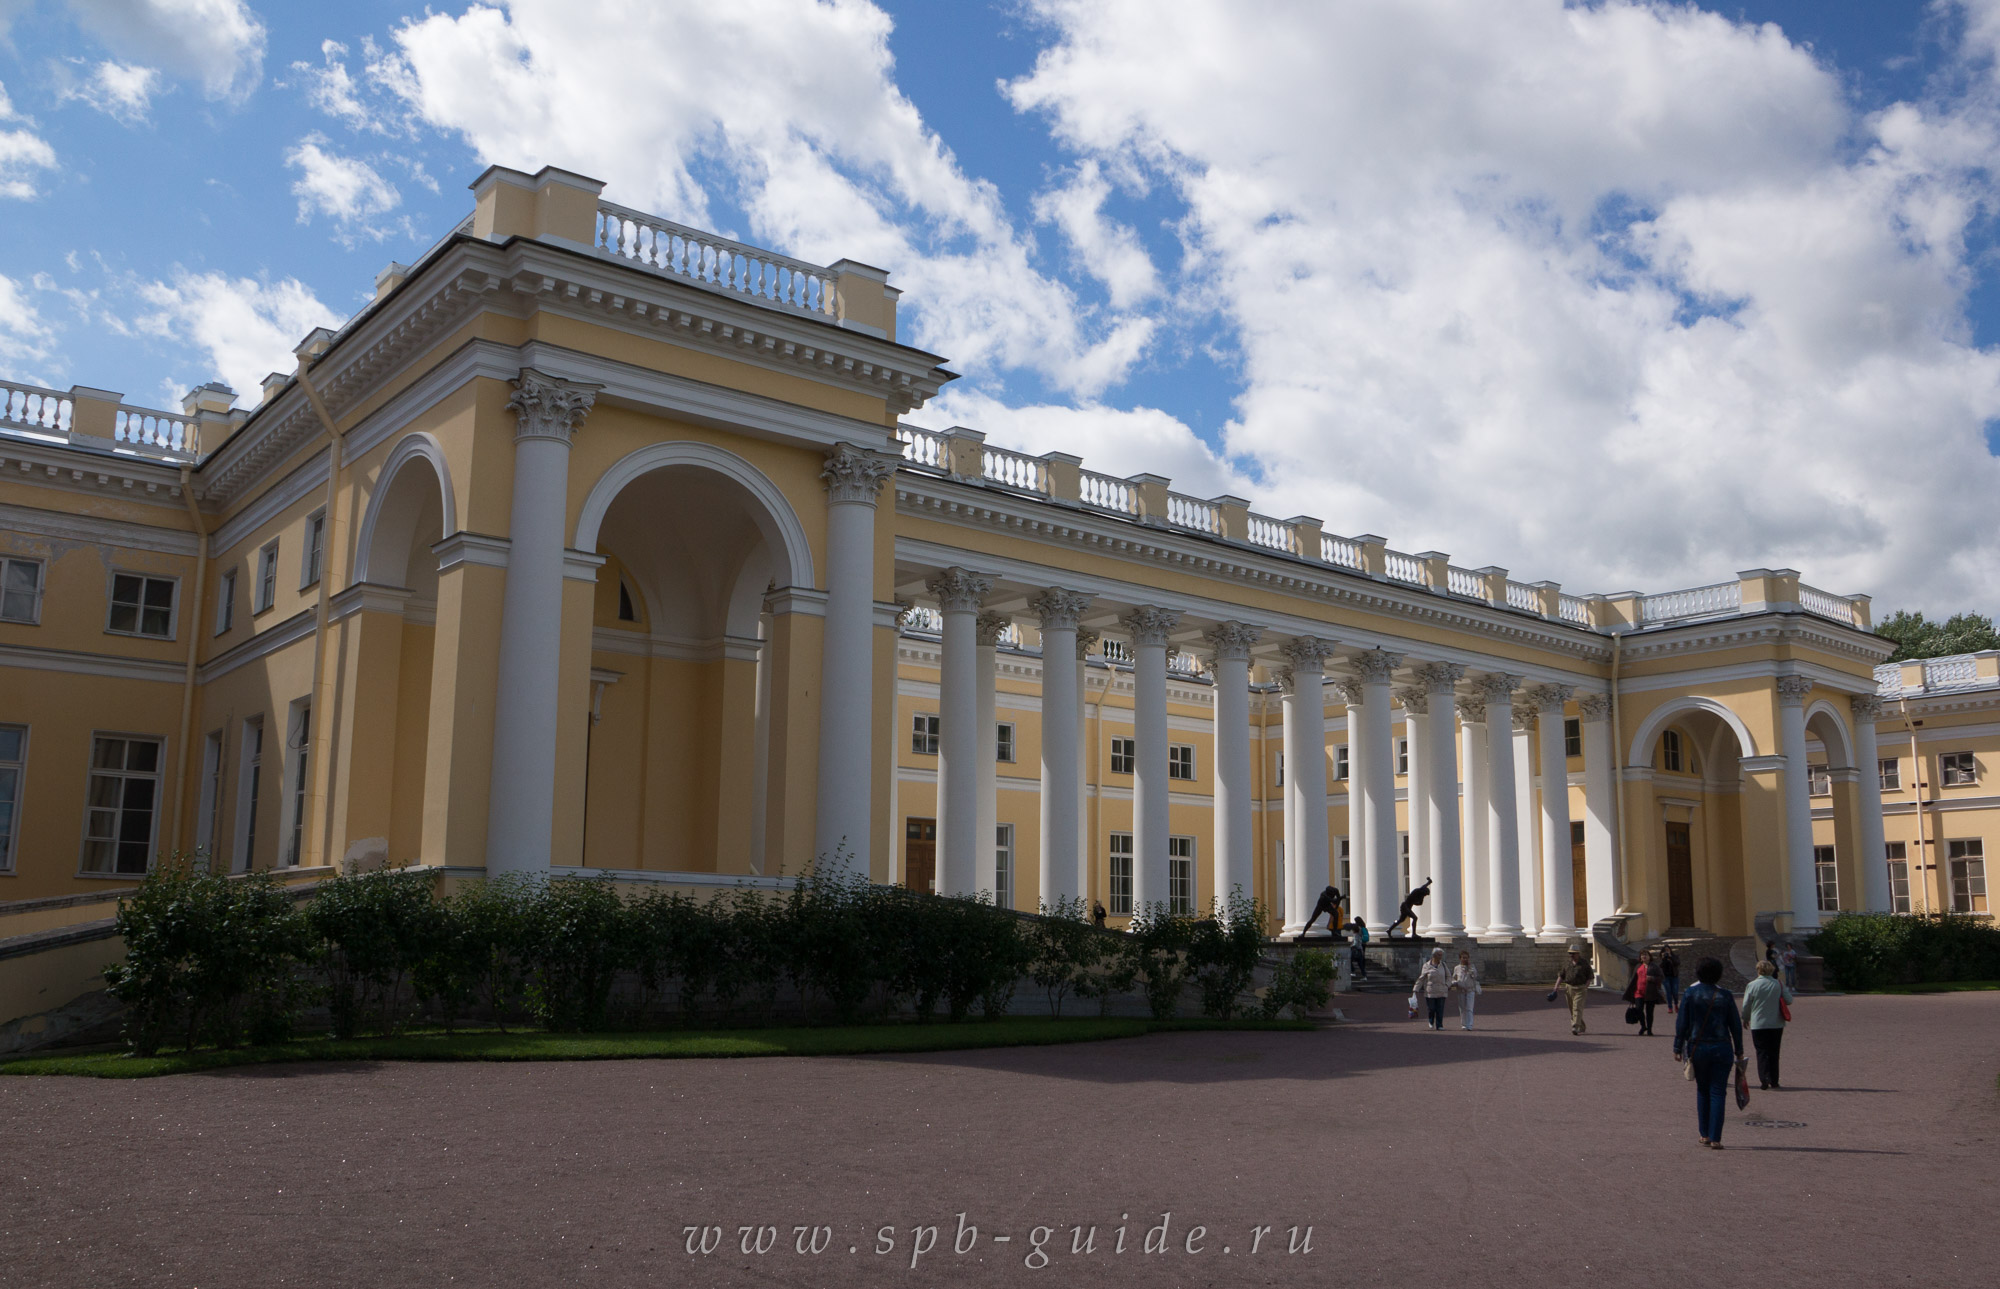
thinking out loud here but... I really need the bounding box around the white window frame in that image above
[215,568,237,635]
[1110,737,1136,776]
[1563,717,1582,759]
[996,722,1016,764]
[281,699,312,868]
[1334,743,1349,781]
[1396,738,1408,777]
[911,713,939,756]
[1,556,45,625]
[254,541,279,614]
[1274,751,1283,787]
[994,823,1014,908]
[1167,835,1195,914]
[1336,837,1351,893]
[0,723,26,873]
[79,733,163,877]
[300,510,326,589]
[1662,729,1684,773]
[1813,843,1839,913]
[1947,839,1987,914]
[1885,841,1910,915]
[1108,832,1134,915]
[1878,758,1900,792]
[1940,751,1978,788]
[104,570,179,640]
[1167,742,1195,781]
[1808,765,1831,798]
[1399,831,1411,894]
[233,717,264,872]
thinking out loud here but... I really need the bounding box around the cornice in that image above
[1617,611,1890,671]
[0,640,184,684]
[0,501,198,557]
[0,435,187,508]
[196,608,316,684]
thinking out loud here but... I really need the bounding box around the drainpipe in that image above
[1899,690,1930,915]
[294,356,345,872]
[170,464,210,863]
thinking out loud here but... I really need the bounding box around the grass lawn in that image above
[0,1016,1312,1079]
[1864,980,2000,994]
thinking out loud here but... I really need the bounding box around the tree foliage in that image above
[1874,610,2000,662]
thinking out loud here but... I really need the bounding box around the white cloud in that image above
[291,38,392,134]
[66,0,265,102]
[376,0,1148,397]
[1000,0,2000,613]
[1032,160,1158,309]
[135,270,344,403]
[284,136,401,240]
[0,273,56,373]
[58,60,163,123]
[0,79,58,199]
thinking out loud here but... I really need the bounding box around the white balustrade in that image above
[1383,550,1424,584]
[1874,662,1904,695]
[901,605,944,634]
[1,381,71,433]
[1558,594,1590,626]
[1168,650,1205,675]
[1101,639,1134,665]
[1247,513,1293,552]
[982,445,1048,494]
[897,425,944,468]
[1798,583,1856,625]
[595,201,836,319]
[1923,655,1978,690]
[1079,470,1137,515]
[1321,533,1361,568]
[1505,580,1540,613]
[1638,581,1741,624]
[1446,566,1485,598]
[115,407,195,457]
[1167,492,1221,533]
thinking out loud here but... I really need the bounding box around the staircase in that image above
[1651,931,1758,991]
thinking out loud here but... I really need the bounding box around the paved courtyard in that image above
[2,988,1995,1287]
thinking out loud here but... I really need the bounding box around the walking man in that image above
[1554,946,1594,1035]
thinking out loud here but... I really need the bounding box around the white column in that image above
[1480,673,1525,938]
[974,611,1007,898]
[1852,694,1892,912]
[1031,591,1091,910]
[1777,674,1821,930]
[486,369,595,877]
[751,610,774,875]
[813,445,894,874]
[1398,689,1430,908]
[1076,629,1097,905]
[1337,679,1368,927]
[1280,674,1305,935]
[1531,684,1579,941]
[1577,692,1619,923]
[1458,695,1491,936]
[1285,635,1334,935]
[1417,663,1465,935]
[1123,607,1180,911]
[1513,708,1540,938]
[1355,648,1403,929]
[1205,621,1262,916]
[928,567,991,897]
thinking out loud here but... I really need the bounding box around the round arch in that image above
[353,431,458,586]
[573,440,815,589]
[1626,695,1760,768]
[1803,699,1857,768]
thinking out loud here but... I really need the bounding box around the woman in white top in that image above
[1450,949,1482,1030]
[1413,948,1452,1029]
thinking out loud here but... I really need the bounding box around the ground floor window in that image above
[1886,841,1911,914]
[994,823,1014,908]
[82,734,162,875]
[1948,839,1987,914]
[1168,835,1195,914]
[283,702,312,868]
[1813,844,1839,912]
[1108,833,1133,915]
[0,724,24,872]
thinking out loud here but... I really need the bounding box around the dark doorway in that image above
[905,817,936,894]
[1570,819,1589,928]
[1665,821,1695,928]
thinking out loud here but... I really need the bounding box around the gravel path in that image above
[3,989,1994,1287]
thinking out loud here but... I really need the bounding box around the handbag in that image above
[1546,989,1560,1003]
[1624,1005,1641,1025]
[1779,994,1792,1022]
[1734,1058,1752,1109]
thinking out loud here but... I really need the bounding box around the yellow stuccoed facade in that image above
[2,164,1992,1029]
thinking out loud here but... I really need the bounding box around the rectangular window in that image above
[1108,832,1134,915]
[1940,752,1978,787]
[301,512,326,588]
[1886,841,1911,915]
[1168,835,1195,915]
[255,541,279,613]
[1813,844,1839,913]
[283,701,312,867]
[1879,758,1900,792]
[1398,832,1410,894]
[1110,737,1135,775]
[1,557,44,624]
[1564,717,1582,759]
[1274,751,1283,787]
[1662,729,1684,773]
[215,569,237,635]
[1948,839,1988,914]
[1334,743,1349,781]
[994,823,1014,908]
[80,734,162,875]
[0,724,24,872]
[996,722,1015,764]
[1809,765,1831,797]
[911,713,939,756]
[1571,819,1586,848]
[195,730,224,857]
[1396,738,1408,777]
[1168,743,1195,780]
[1336,837,1350,894]
[235,718,263,872]
[106,572,176,639]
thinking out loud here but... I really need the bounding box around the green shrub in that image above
[1188,892,1269,1019]
[422,877,532,1030]
[1125,904,1197,1019]
[1808,912,2000,991]
[1261,950,1337,1019]
[103,854,313,1055]
[521,876,632,1031]
[307,868,443,1038]
[1028,897,1100,1017]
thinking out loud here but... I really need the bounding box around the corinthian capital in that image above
[1203,620,1263,663]
[925,567,992,614]
[821,442,896,505]
[1283,634,1334,672]
[1850,693,1883,722]
[1455,694,1487,724]
[1395,687,1429,715]
[1414,661,1465,693]
[1120,606,1180,647]
[1476,672,1521,703]
[1332,677,1367,706]
[1527,682,1575,714]
[1775,675,1814,705]
[1075,628,1101,661]
[975,611,1012,647]
[1352,648,1403,684]
[508,368,599,444]
[1576,692,1613,722]
[1029,588,1092,631]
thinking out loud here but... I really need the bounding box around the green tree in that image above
[1875,610,2000,662]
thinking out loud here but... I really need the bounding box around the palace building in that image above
[1,165,1993,1031]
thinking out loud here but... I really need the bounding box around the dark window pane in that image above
[117,841,149,873]
[122,776,156,809]
[119,806,153,843]
[142,607,171,636]
[125,741,159,772]
[112,573,141,603]
[143,579,174,609]
[109,603,138,633]
[0,728,21,760]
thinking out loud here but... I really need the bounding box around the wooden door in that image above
[1665,822,1695,928]
[905,817,937,894]
[1570,820,1589,929]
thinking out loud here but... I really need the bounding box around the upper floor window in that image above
[1564,717,1582,758]
[996,722,1016,764]
[0,724,24,872]
[911,713,939,756]
[301,512,326,589]
[1940,752,1979,787]
[255,541,279,613]
[1808,765,1831,797]
[1,557,44,625]
[1879,758,1900,792]
[1168,743,1195,780]
[215,568,237,635]
[106,573,176,639]
[1110,737,1135,775]
[1396,738,1408,776]
[1662,729,1684,773]
[1334,743,1349,781]
[81,735,162,875]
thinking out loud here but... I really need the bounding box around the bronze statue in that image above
[1091,901,1108,930]
[1300,885,1344,936]
[1389,877,1433,937]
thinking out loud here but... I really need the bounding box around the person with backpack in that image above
[1672,957,1745,1149]
[1741,960,1794,1090]
[1348,917,1370,980]
[1659,945,1682,1013]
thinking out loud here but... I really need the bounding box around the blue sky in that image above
[2,1,1997,614]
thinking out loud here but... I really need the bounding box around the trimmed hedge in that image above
[1807,912,2000,991]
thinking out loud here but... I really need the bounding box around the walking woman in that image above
[1631,948,1665,1035]
[1414,948,1451,1029]
[1450,949,1482,1030]
[1741,960,1794,1089]
[1660,945,1682,1013]
[1672,957,1745,1149]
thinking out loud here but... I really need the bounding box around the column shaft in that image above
[928,568,991,897]
[1205,622,1260,916]
[1405,703,1431,908]
[813,446,891,872]
[1482,675,1524,937]
[1578,694,1619,922]
[1032,592,1089,910]
[1420,664,1466,935]
[1514,713,1540,938]
[1852,697,1891,911]
[1357,650,1402,929]
[1533,685,1579,940]
[1459,702,1491,936]
[1124,608,1179,910]
[1280,682,1304,934]
[974,614,1005,899]
[1777,676,1820,930]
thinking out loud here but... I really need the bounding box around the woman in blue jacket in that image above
[1672,957,1744,1149]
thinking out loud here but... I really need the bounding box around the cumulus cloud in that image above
[290,38,394,134]
[0,79,57,199]
[1032,160,1158,309]
[0,273,56,373]
[284,136,402,241]
[67,0,265,102]
[58,60,163,123]
[1000,0,2000,612]
[374,0,1149,397]
[135,270,344,403]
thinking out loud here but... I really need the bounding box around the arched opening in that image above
[1804,702,1858,916]
[1629,698,1758,937]
[574,444,810,874]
